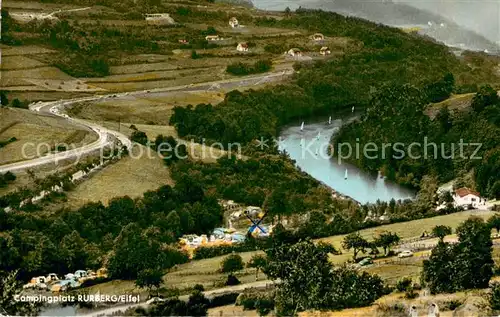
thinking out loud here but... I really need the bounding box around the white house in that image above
[236,42,249,52]
[287,48,302,57]
[145,13,175,25]
[320,46,331,55]
[205,35,221,41]
[229,17,239,28]
[311,33,325,41]
[453,187,486,209]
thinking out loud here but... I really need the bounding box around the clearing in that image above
[62,144,173,209]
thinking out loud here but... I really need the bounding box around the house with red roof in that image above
[453,187,486,209]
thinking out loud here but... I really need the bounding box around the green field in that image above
[318,210,496,251]
[86,210,498,297]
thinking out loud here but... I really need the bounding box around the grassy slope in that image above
[68,91,224,125]
[0,107,97,164]
[87,210,497,296]
[61,144,173,209]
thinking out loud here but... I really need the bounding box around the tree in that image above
[422,217,493,294]
[342,232,369,261]
[135,269,164,298]
[187,289,210,316]
[246,254,267,280]
[108,223,188,279]
[264,240,384,315]
[490,283,500,311]
[0,270,40,316]
[431,225,452,241]
[488,214,500,234]
[374,231,400,255]
[220,253,243,274]
[130,130,148,146]
[59,230,89,272]
[471,85,499,113]
[0,91,8,106]
[454,217,494,289]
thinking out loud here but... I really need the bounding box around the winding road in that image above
[0,70,292,174]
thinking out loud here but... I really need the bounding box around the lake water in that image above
[278,114,416,204]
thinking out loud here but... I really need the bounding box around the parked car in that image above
[46,273,59,282]
[358,257,373,266]
[398,250,414,258]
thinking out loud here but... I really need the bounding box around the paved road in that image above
[0,70,292,174]
[77,280,276,317]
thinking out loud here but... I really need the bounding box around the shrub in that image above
[395,277,413,292]
[255,297,275,316]
[404,289,418,299]
[226,59,272,76]
[220,254,244,274]
[491,283,500,311]
[191,50,200,59]
[208,292,239,308]
[225,274,240,286]
[237,293,259,310]
[442,299,463,311]
[193,243,258,260]
[130,130,148,145]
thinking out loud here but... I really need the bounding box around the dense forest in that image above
[334,84,500,196]
[169,9,500,195]
[170,9,497,143]
[0,179,222,280]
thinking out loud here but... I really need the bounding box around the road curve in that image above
[0,70,293,174]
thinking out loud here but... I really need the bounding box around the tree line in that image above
[0,178,223,281]
[334,83,500,197]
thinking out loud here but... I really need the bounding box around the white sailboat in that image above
[351,106,355,113]
[328,116,332,124]
[344,169,348,180]
[300,121,304,131]
[317,131,321,140]
[315,148,319,155]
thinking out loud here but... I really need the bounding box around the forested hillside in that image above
[170,9,500,194]
[334,84,500,196]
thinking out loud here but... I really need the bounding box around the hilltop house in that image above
[229,17,239,28]
[145,13,175,25]
[205,35,221,41]
[287,48,302,57]
[311,33,325,41]
[320,46,331,55]
[237,42,249,52]
[453,187,486,209]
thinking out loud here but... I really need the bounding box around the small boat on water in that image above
[352,106,355,113]
[300,121,304,131]
[344,169,348,180]
[317,131,321,140]
[328,116,332,124]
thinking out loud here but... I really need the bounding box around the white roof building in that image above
[229,17,239,28]
[237,42,249,52]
